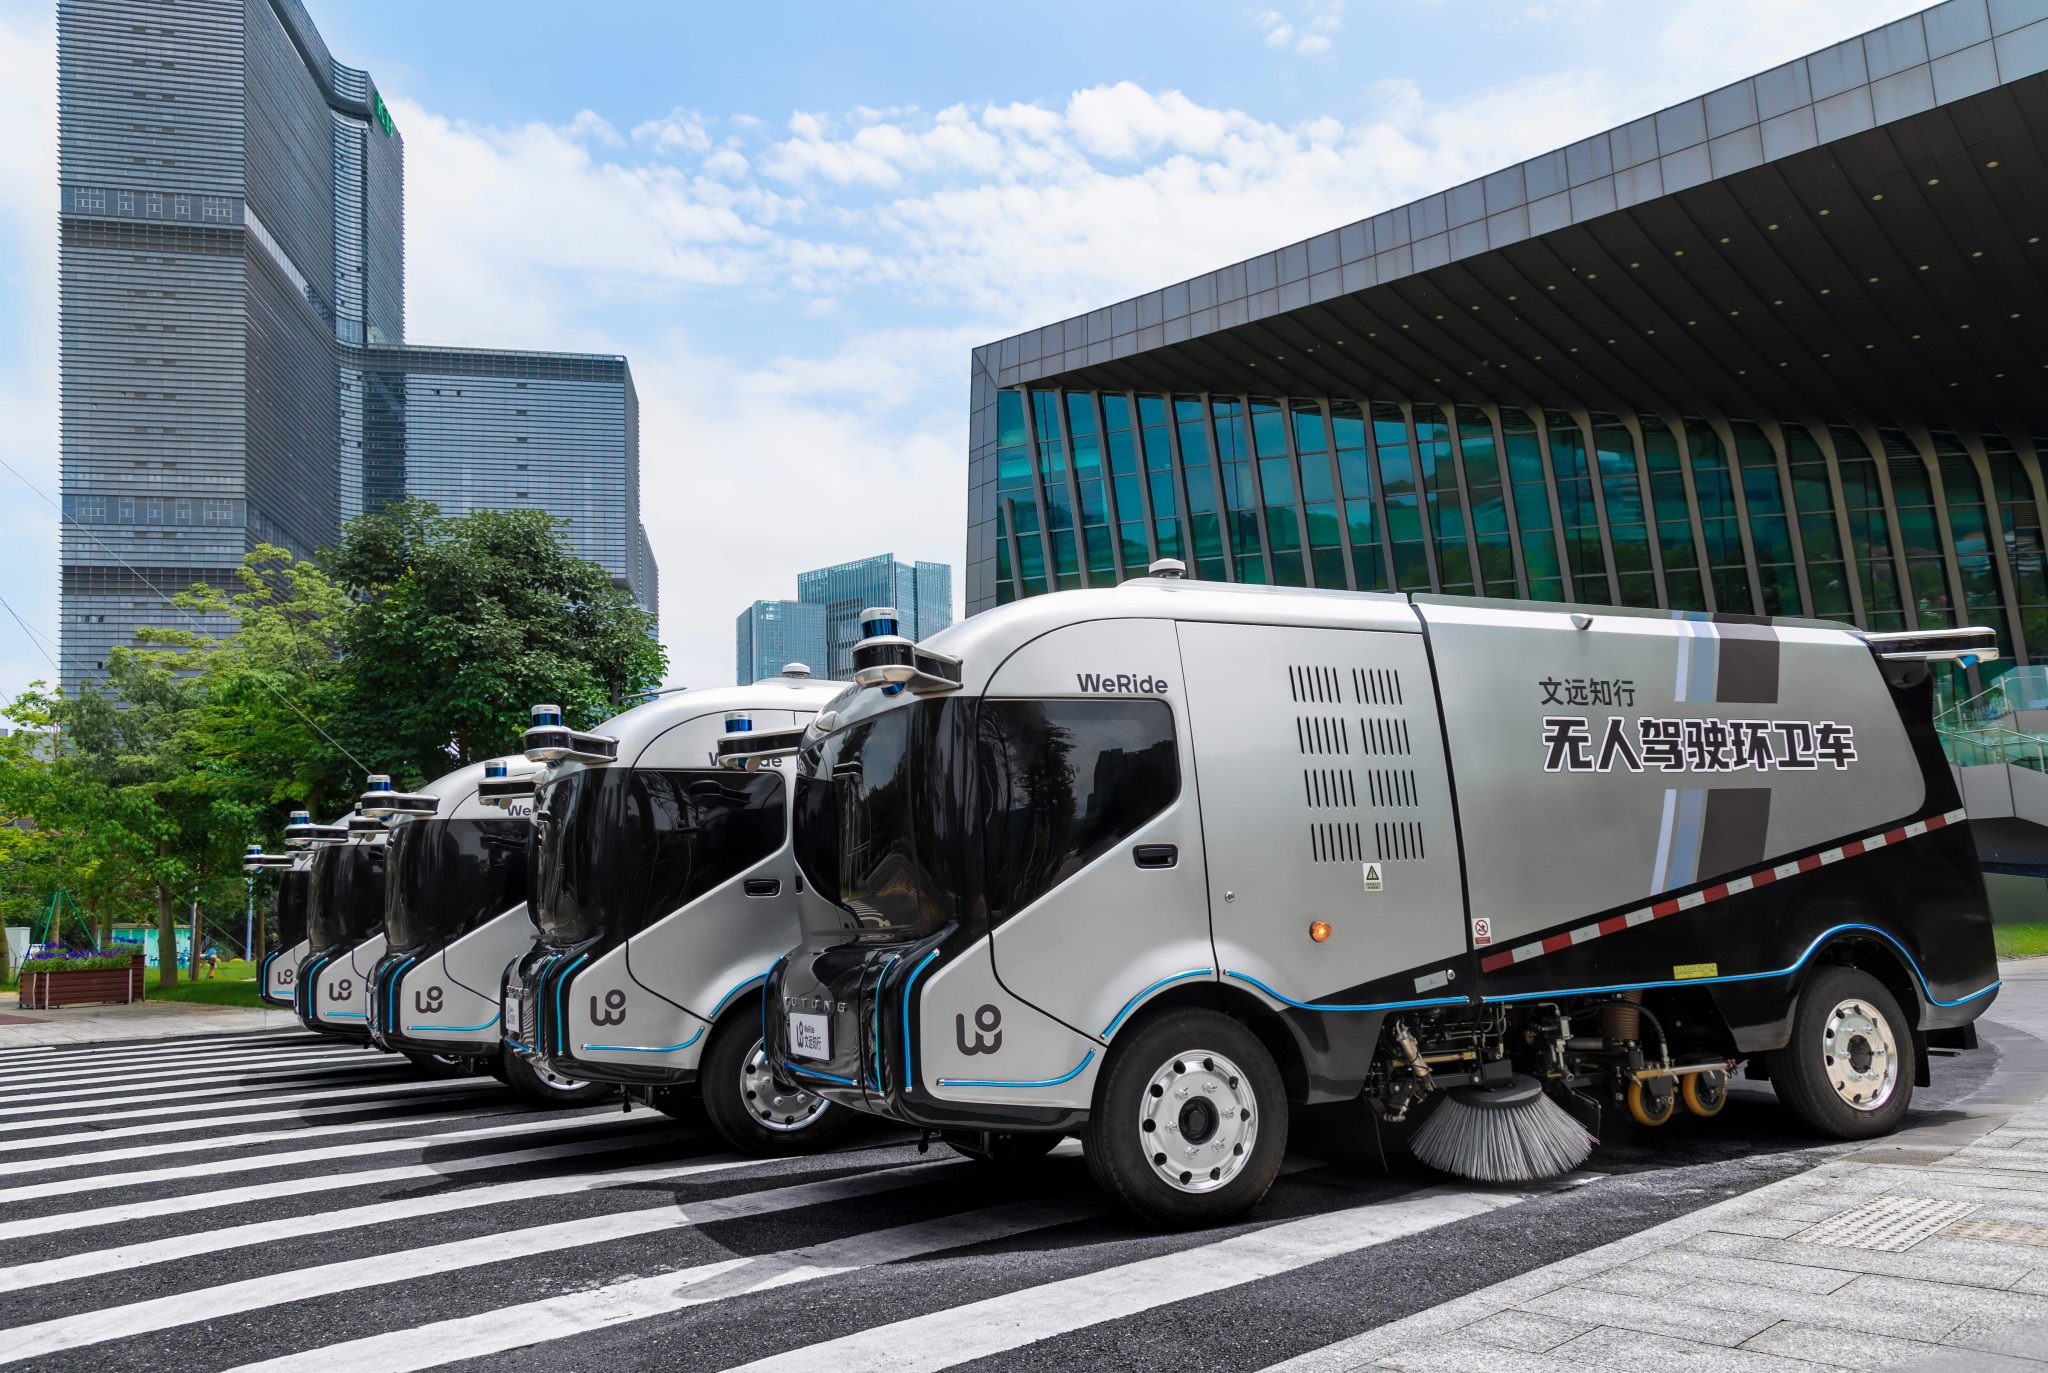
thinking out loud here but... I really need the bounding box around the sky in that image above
[0,0,1930,700]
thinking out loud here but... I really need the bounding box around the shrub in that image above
[20,954,137,974]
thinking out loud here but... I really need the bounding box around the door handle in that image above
[744,879,782,897]
[1132,844,1178,870]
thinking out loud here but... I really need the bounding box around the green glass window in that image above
[1832,426,1904,630]
[1592,414,1654,606]
[1138,394,1168,427]
[1293,400,1328,455]
[1641,417,1704,611]
[1417,405,1470,595]
[1784,425,1849,621]
[1154,518,1184,562]
[1883,429,1953,627]
[1251,400,1287,458]
[1067,393,1101,476]
[1730,421,1799,616]
[1120,523,1149,572]
[1031,391,1064,476]
[1987,431,2046,660]
[1107,428,1137,477]
[1052,530,1082,590]
[1935,433,2003,643]
[1684,420,1752,613]
[1456,407,1513,596]
[998,390,1027,448]
[1374,402,1429,591]
[1101,394,1132,433]
[1017,532,1047,595]
[1213,398,1262,565]
[1546,411,1609,604]
[1503,408,1563,600]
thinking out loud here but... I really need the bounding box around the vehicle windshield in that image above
[530,763,787,946]
[276,869,310,948]
[307,842,387,950]
[383,817,530,952]
[792,697,975,939]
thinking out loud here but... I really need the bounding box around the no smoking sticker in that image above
[1362,862,1384,893]
[1472,917,1493,946]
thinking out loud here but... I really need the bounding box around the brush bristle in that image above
[1409,1090,1597,1182]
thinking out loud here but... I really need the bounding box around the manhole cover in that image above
[1945,1218,2048,1248]
[1793,1195,1977,1252]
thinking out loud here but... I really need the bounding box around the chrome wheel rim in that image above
[1139,1048,1258,1193]
[1822,997,1899,1112]
[527,1055,586,1092]
[741,1039,828,1132]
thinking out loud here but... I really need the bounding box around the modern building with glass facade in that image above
[795,554,954,681]
[965,0,2048,682]
[735,599,828,685]
[56,0,655,693]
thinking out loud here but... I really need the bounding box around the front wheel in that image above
[1767,964,1915,1139]
[500,1047,616,1108]
[699,1015,851,1155]
[1084,1009,1287,1228]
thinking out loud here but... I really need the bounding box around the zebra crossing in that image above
[0,1026,1860,1371]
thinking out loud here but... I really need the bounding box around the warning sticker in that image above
[1362,862,1384,893]
[1472,917,1493,946]
[1673,962,1720,980]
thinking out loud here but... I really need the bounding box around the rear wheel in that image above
[500,1046,615,1108]
[700,1013,850,1155]
[943,1130,1064,1165]
[1768,964,1915,1139]
[1084,1009,1287,1228]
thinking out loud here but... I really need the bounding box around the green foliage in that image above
[20,954,136,974]
[326,501,665,779]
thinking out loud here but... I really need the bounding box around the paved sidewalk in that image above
[1272,959,2048,1372]
[0,998,297,1049]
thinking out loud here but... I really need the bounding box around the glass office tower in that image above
[795,554,953,680]
[56,0,656,693]
[965,1,2048,674]
[735,600,828,685]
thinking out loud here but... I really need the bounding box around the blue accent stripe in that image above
[504,1036,532,1053]
[707,972,767,1020]
[581,1027,704,1054]
[781,1059,857,1086]
[901,950,940,1092]
[1479,922,2002,1008]
[1102,969,1212,1038]
[869,954,900,1095]
[1224,971,1467,1014]
[326,1012,367,1020]
[938,1049,1096,1089]
[407,1012,500,1034]
[384,955,417,1037]
[553,953,589,1056]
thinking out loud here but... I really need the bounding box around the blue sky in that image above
[0,0,1924,698]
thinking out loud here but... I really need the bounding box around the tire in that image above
[943,1130,1064,1165]
[400,1049,469,1079]
[648,1084,705,1124]
[1084,1008,1288,1228]
[699,1012,852,1156]
[1767,964,1916,1139]
[500,1047,616,1108]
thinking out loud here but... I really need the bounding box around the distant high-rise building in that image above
[795,554,952,680]
[735,599,827,686]
[56,0,656,693]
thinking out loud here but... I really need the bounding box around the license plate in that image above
[503,993,523,1037]
[788,1012,831,1061]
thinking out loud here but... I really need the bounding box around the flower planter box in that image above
[19,955,146,1009]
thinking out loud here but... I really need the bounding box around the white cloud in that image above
[564,109,623,148]
[1266,22,1295,48]
[1296,34,1332,56]
[631,108,712,154]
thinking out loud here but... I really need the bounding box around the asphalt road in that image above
[0,1023,2000,1372]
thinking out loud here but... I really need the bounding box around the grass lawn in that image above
[1995,923,2048,959]
[147,959,265,1007]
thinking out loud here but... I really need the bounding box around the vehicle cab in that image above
[506,667,855,1152]
[290,798,390,1044]
[245,840,306,1009]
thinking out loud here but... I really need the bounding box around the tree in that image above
[326,501,665,781]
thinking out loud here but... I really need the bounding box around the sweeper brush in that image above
[1409,1075,1597,1183]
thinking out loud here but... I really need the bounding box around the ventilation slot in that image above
[1289,665,1343,704]
[1375,821,1426,861]
[1311,821,1364,863]
[1364,768,1418,808]
[1302,767,1357,809]
[1359,716,1412,757]
[1294,715,1352,756]
[1352,668,1405,706]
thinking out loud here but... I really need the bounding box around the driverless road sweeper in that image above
[245,840,306,1009]
[759,580,2000,1227]
[504,666,856,1153]
[357,757,607,1102]
[290,800,392,1045]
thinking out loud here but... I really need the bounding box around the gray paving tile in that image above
[1713,1215,1816,1239]
[1739,1321,1945,1369]
[1373,1337,1585,1373]
[1838,1271,2048,1335]
[1679,1229,2031,1289]
[1457,1311,1592,1354]
[1555,1323,1831,1371]
[1629,1246,1857,1294]
[1520,1286,1779,1348]
[1577,1269,1955,1341]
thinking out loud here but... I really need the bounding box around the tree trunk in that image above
[155,878,178,988]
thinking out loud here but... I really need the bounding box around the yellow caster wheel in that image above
[1682,1070,1728,1118]
[1626,1077,1677,1127]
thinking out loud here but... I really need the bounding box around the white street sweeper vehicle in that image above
[759,579,2001,1227]
[504,666,856,1153]
[245,839,307,1009]
[356,757,610,1102]
[288,800,394,1047]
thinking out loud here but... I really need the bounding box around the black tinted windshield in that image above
[384,818,530,953]
[531,764,786,946]
[793,698,974,938]
[276,870,309,948]
[307,843,386,950]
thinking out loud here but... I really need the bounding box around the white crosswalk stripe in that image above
[0,1032,321,1071]
[0,1058,409,1118]
[0,1052,403,1105]
[0,1087,497,1155]
[0,1074,498,1136]
[0,1105,527,1175]
[0,1045,375,1092]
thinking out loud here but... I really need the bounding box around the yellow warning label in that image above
[1673,962,1719,981]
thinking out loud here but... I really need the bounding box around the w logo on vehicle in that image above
[331,978,353,1000]
[955,1004,1003,1056]
[278,967,294,984]
[414,985,444,1014]
[590,988,627,1026]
